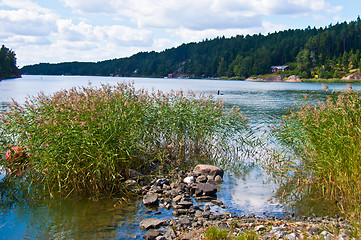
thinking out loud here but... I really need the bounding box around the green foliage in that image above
[0,83,253,198]
[0,45,20,80]
[271,90,361,218]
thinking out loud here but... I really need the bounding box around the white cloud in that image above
[171,21,287,43]
[55,19,153,46]
[59,0,342,30]
[0,9,57,37]
[0,0,52,13]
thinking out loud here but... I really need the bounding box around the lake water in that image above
[0,75,359,239]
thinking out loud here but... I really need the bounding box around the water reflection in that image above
[0,176,172,239]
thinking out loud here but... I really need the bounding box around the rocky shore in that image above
[128,164,355,240]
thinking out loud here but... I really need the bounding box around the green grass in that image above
[205,226,258,240]
[0,82,254,199]
[271,90,361,219]
[301,78,361,83]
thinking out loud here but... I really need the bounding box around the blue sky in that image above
[0,0,360,67]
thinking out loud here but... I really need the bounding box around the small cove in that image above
[1,75,360,239]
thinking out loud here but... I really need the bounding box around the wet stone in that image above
[196,183,217,196]
[177,201,193,209]
[214,175,223,184]
[139,218,168,230]
[211,200,223,206]
[143,230,164,240]
[143,194,159,206]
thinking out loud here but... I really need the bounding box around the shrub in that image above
[272,90,361,218]
[0,82,253,198]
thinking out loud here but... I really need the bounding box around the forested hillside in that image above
[21,18,361,79]
[0,45,21,80]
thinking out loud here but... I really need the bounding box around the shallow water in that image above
[1,75,359,239]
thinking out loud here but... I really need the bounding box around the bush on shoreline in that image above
[0,82,254,199]
[271,90,361,218]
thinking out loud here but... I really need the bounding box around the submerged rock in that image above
[196,183,217,196]
[139,218,168,230]
[143,229,164,240]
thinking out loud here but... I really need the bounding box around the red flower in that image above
[5,150,11,160]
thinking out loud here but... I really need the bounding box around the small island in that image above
[0,45,21,81]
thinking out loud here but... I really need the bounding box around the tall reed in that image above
[272,90,361,218]
[0,82,253,198]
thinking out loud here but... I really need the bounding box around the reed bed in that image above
[271,90,361,218]
[0,82,253,199]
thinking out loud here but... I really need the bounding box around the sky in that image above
[1,0,360,67]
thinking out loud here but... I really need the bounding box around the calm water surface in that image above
[1,75,359,239]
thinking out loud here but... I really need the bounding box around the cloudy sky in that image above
[1,0,360,67]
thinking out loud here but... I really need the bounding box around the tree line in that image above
[0,45,21,80]
[21,18,361,79]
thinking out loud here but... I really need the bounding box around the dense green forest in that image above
[0,45,21,80]
[21,18,361,79]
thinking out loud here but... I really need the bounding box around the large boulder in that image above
[193,164,224,177]
[285,75,301,82]
[342,74,361,80]
[139,218,168,230]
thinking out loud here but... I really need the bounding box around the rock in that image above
[196,183,217,196]
[126,168,142,179]
[173,195,182,203]
[342,73,361,80]
[285,75,301,82]
[156,178,170,186]
[143,193,159,206]
[255,225,266,232]
[163,227,176,240]
[285,232,297,240]
[181,232,195,240]
[193,164,224,177]
[195,175,207,183]
[124,179,137,187]
[321,231,332,240]
[308,226,320,235]
[143,230,164,240]
[270,227,286,238]
[204,205,211,211]
[139,218,168,230]
[183,176,194,184]
[214,175,223,184]
[178,216,191,226]
[195,210,203,218]
[211,200,223,206]
[177,200,193,209]
[149,185,163,193]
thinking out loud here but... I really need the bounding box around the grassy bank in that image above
[271,90,361,219]
[301,78,361,83]
[0,82,255,199]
